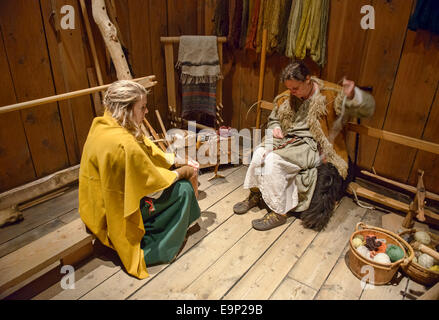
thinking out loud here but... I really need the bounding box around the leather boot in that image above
[233,190,262,215]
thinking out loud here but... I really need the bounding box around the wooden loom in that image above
[160,36,230,180]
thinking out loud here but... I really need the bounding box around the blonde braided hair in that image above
[103,80,150,141]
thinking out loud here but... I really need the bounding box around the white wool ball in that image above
[374,253,391,264]
[356,246,371,260]
[414,231,431,245]
[418,253,435,269]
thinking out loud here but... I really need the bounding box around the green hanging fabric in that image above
[285,0,303,58]
[316,0,329,66]
[295,0,312,59]
[276,0,293,55]
[307,0,322,60]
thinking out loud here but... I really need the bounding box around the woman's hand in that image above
[187,159,200,170]
[273,127,284,139]
[342,78,355,100]
[175,165,195,180]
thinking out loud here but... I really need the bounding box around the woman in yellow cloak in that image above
[79,80,200,279]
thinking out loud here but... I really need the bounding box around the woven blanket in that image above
[181,83,217,118]
[177,36,221,118]
[176,36,222,85]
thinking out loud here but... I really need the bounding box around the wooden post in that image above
[143,119,167,152]
[256,29,268,129]
[92,0,132,80]
[79,0,104,86]
[164,43,177,111]
[155,110,171,148]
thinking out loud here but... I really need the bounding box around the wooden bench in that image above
[0,218,93,297]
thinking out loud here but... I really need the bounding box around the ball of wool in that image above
[430,265,439,272]
[357,245,371,260]
[356,234,364,242]
[418,253,435,269]
[414,231,431,245]
[413,256,418,264]
[352,237,363,248]
[386,244,404,262]
[415,250,422,258]
[374,253,391,264]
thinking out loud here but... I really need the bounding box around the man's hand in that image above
[342,78,355,100]
[273,127,284,139]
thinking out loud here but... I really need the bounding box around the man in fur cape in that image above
[233,61,375,231]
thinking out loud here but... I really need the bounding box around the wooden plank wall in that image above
[0,0,205,192]
[1,0,439,196]
[216,0,439,194]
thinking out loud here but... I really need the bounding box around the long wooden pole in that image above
[160,36,227,43]
[256,29,268,129]
[0,76,157,114]
[361,170,439,202]
[347,122,439,155]
[79,0,104,86]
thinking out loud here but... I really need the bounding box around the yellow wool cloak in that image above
[79,112,176,279]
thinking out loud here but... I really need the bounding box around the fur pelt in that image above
[300,161,351,232]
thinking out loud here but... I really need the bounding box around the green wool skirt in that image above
[140,180,201,266]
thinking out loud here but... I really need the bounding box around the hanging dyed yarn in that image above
[275,0,293,55]
[408,0,439,35]
[285,0,303,58]
[213,0,229,37]
[245,0,262,50]
[239,0,250,48]
[294,0,313,60]
[228,0,243,49]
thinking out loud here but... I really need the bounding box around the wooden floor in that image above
[1,165,431,300]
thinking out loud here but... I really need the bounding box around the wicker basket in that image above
[348,222,414,285]
[398,229,439,286]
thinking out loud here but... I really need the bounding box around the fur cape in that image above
[274,77,350,179]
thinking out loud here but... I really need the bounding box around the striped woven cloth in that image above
[181,83,217,118]
[177,36,221,119]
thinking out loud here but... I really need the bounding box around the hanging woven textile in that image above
[294,0,329,66]
[408,0,439,35]
[176,36,222,120]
